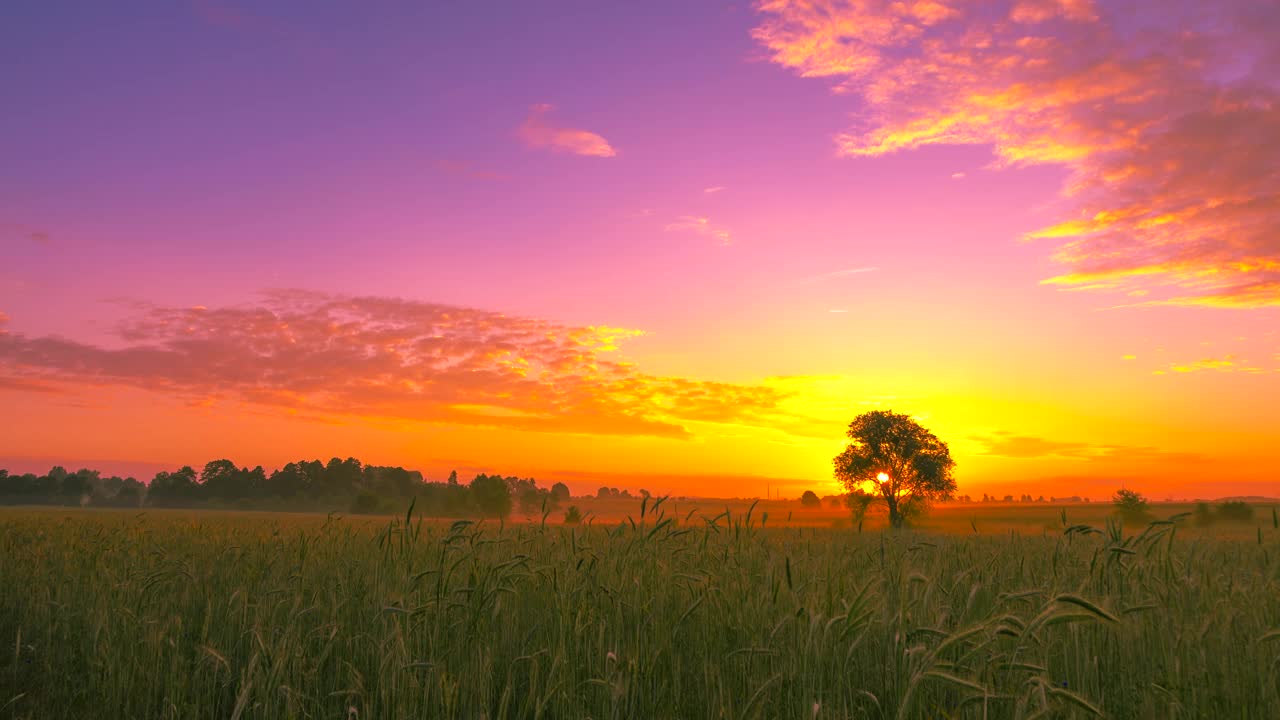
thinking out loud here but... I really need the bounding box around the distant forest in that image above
[0,460,1113,517]
[0,459,583,518]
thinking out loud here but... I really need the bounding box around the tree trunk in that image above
[885,495,903,529]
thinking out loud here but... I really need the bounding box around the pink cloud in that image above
[0,291,791,437]
[517,104,617,157]
[753,0,1280,307]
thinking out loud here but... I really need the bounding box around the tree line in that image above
[0,459,571,518]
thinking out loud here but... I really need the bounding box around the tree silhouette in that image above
[470,473,512,518]
[147,466,198,506]
[799,490,821,507]
[61,469,98,502]
[550,482,571,503]
[0,457,561,518]
[833,410,955,529]
[1111,488,1149,524]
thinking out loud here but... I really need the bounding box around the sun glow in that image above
[876,472,889,482]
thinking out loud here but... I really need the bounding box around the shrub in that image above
[563,505,582,525]
[1194,502,1215,527]
[1112,488,1150,525]
[846,489,876,533]
[1216,501,1255,523]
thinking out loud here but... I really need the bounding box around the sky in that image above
[2,0,1278,499]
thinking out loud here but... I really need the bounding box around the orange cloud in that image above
[753,0,1280,307]
[0,291,794,438]
[518,104,616,157]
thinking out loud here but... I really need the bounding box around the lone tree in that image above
[833,410,956,529]
[1111,488,1149,525]
[799,490,821,507]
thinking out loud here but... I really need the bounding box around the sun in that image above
[876,472,889,482]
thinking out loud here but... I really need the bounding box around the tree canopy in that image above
[470,473,513,518]
[833,410,955,528]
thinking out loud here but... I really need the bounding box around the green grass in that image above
[1,503,1277,718]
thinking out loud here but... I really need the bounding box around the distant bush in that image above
[799,490,821,507]
[563,505,582,525]
[1194,502,1215,527]
[1112,488,1150,525]
[846,489,877,533]
[1216,501,1255,523]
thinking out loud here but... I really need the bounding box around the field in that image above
[2,502,1278,718]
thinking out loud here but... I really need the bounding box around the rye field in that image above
[1,502,1277,719]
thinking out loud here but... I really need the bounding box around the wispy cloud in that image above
[753,0,1280,307]
[0,291,797,437]
[1156,355,1272,374]
[703,186,726,194]
[1172,356,1238,373]
[797,266,878,285]
[1,222,52,246]
[518,104,616,158]
[191,0,256,30]
[972,432,1208,463]
[665,216,732,245]
[189,0,314,48]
